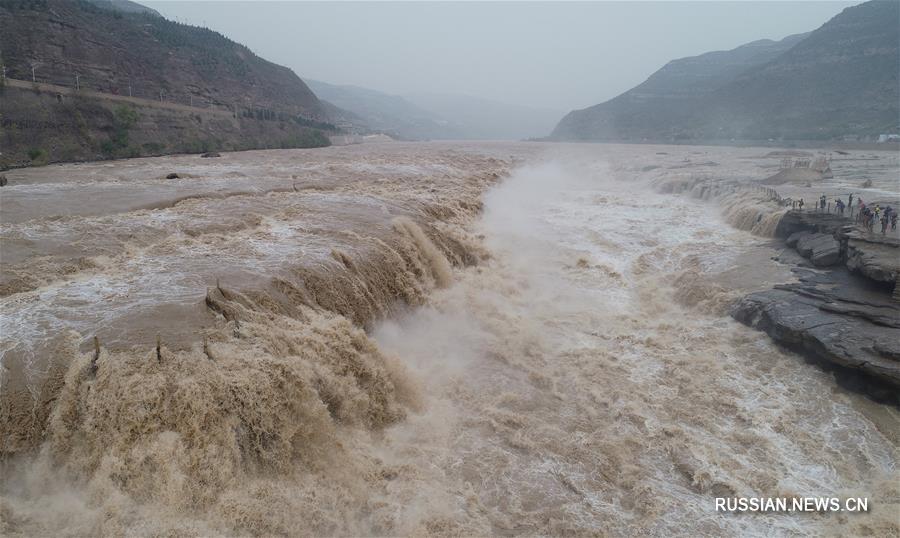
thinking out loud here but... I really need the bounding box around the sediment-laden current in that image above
[1,142,897,536]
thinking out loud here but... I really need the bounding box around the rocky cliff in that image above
[732,210,900,402]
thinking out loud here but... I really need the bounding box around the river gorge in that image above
[1,142,897,536]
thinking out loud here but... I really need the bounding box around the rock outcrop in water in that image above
[844,229,900,285]
[793,232,841,266]
[732,269,900,402]
[775,210,849,237]
[775,210,900,284]
[732,210,900,401]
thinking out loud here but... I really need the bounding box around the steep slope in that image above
[626,34,809,101]
[307,79,460,140]
[709,0,900,139]
[84,0,161,16]
[0,0,326,120]
[0,0,338,166]
[552,33,807,141]
[553,0,899,142]
[318,99,369,131]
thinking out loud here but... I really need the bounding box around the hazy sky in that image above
[145,1,858,112]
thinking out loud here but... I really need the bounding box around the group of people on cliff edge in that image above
[856,200,897,234]
[792,192,897,234]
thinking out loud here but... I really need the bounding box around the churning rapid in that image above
[1,143,898,536]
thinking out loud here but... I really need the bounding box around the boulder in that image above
[795,233,840,266]
[775,210,848,238]
[201,152,221,158]
[165,173,180,179]
[785,231,810,247]
[844,234,900,284]
[0,175,7,187]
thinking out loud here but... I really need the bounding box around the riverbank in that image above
[633,147,899,402]
[733,209,899,402]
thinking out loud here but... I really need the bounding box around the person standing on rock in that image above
[798,198,804,211]
[848,193,854,208]
[835,199,845,215]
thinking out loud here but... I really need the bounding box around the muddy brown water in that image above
[1,142,898,536]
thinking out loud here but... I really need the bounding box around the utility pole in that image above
[128,81,132,97]
[74,73,80,91]
[31,64,36,83]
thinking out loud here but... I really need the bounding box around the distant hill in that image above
[307,79,460,140]
[0,0,333,166]
[552,0,899,142]
[404,93,563,140]
[308,80,562,140]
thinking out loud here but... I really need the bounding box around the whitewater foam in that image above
[1,144,897,536]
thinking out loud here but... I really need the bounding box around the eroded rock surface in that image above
[795,233,841,266]
[775,210,899,288]
[774,210,848,238]
[785,230,810,247]
[844,230,900,285]
[732,267,900,401]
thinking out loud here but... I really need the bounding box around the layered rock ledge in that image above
[732,210,900,402]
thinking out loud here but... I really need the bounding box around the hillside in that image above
[308,80,562,140]
[404,93,563,140]
[307,79,461,140]
[552,0,899,142]
[709,0,900,140]
[0,0,333,166]
[85,0,160,16]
